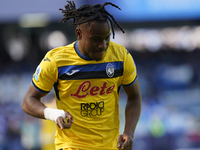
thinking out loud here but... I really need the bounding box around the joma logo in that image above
[70,81,115,98]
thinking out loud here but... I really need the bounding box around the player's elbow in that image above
[21,98,29,114]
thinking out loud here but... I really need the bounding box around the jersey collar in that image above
[74,41,93,61]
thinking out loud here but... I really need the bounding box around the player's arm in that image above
[123,79,142,138]
[117,79,142,150]
[22,83,47,119]
[22,83,73,129]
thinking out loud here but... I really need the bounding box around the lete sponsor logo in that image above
[71,81,115,98]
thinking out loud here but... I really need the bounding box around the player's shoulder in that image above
[46,42,75,60]
[109,41,129,57]
[109,41,126,50]
[48,42,74,55]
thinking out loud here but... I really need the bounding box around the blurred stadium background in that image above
[0,0,200,150]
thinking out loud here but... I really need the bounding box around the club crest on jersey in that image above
[106,63,114,77]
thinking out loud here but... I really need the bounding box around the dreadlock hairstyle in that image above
[59,1,125,39]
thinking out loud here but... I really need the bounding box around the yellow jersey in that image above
[32,41,137,150]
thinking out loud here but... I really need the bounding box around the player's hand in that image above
[117,134,133,150]
[56,111,74,130]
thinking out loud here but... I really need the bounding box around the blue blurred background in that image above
[0,0,200,150]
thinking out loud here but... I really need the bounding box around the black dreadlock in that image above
[59,1,125,39]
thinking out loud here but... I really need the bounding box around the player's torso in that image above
[52,42,126,149]
[53,42,125,116]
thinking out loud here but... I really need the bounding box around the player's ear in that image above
[75,27,82,40]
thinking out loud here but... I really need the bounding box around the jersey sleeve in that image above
[122,50,137,86]
[32,52,58,93]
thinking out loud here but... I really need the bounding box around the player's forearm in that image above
[123,97,142,138]
[22,96,46,119]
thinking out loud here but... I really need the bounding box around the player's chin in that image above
[92,52,105,60]
[93,56,103,61]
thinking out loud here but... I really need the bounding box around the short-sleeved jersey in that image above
[32,41,137,150]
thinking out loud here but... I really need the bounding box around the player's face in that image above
[76,21,111,60]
